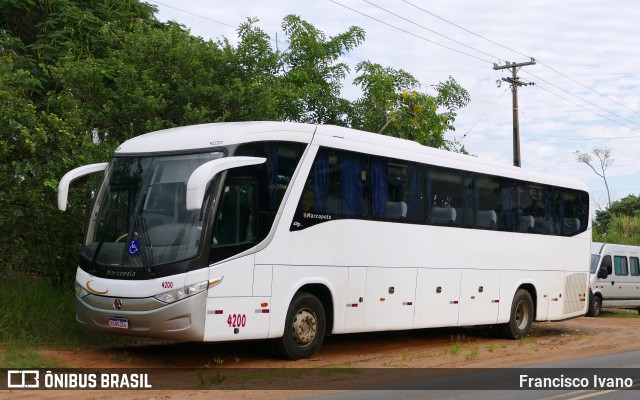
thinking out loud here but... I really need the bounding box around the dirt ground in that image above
[3,310,640,399]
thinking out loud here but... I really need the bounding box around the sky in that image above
[148,0,640,210]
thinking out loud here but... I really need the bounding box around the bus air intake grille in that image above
[563,272,588,314]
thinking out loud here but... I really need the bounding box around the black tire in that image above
[276,292,326,360]
[587,294,602,317]
[500,289,534,339]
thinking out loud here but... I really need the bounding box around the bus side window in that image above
[234,141,306,240]
[554,189,588,236]
[339,152,369,217]
[476,175,499,229]
[428,168,472,227]
[497,180,516,232]
[370,157,413,221]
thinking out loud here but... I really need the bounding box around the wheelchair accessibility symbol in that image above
[128,239,140,254]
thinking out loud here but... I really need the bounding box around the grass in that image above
[197,365,358,388]
[0,272,135,368]
[0,346,65,369]
[465,344,480,361]
[109,350,136,364]
[446,334,463,356]
[600,309,640,319]
[197,370,227,388]
[402,348,412,362]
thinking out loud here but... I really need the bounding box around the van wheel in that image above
[276,292,326,360]
[500,289,533,339]
[587,294,602,317]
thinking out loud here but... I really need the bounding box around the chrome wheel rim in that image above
[515,300,530,331]
[291,308,317,347]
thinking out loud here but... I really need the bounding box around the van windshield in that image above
[590,254,600,274]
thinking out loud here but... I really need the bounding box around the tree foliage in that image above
[351,61,470,149]
[1,1,471,281]
[593,194,640,235]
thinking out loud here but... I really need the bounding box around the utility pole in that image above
[493,58,536,167]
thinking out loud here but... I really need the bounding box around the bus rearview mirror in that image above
[58,163,109,211]
[186,156,266,211]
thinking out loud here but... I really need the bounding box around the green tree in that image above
[0,56,99,282]
[351,61,470,149]
[279,15,365,125]
[0,0,158,100]
[0,0,160,281]
[593,214,640,245]
[593,194,640,235]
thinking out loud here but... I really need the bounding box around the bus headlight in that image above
[75,281,90,298]
[154,280,209,304]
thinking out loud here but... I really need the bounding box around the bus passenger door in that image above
[363,267,417,331]
[458,269,501,326]
[343,267,366,332]
[414,269,462,328]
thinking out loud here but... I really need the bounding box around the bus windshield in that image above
[82,151,224,271]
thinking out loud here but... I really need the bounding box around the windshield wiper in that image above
[132,214,153,274]
[90,208,120,272]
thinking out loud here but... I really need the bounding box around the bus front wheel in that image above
[500,289,533,339]
[276,292,326,360]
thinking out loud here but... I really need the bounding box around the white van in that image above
[588,242,640,316]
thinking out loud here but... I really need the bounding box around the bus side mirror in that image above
[186,156,266,211]
[58,163,109,211]
[597,268,608,279]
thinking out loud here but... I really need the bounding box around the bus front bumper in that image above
[75,290,206,341]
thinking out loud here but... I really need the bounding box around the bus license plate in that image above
[108,317,129,329]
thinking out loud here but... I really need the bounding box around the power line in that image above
[147,0,288,48]
[148,0,236,29]
[396,0,640,133]
[527,83,640,135]
[362,0,502,63]
[461,88,507,139]
[401,0,533,60]
[535,60,640,117]
[328,0,494,64]
[525,70,640,130]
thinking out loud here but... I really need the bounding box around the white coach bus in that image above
[58,122,591,360]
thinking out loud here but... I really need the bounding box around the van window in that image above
[601,255,612,275]
[630,257,640,276]
[614,256,628,276]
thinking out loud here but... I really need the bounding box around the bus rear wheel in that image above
[500,289,533,339]
[276,292,326,360]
